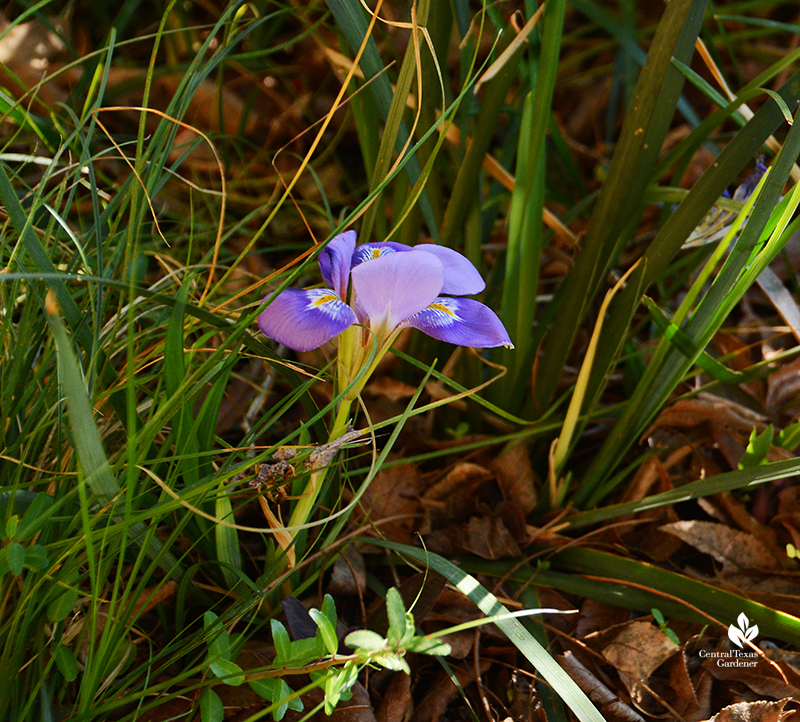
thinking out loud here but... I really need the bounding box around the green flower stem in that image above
[285,327,401,552]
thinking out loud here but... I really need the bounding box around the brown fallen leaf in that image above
[412,660,490,722]
[601,620,682,717]
[215,680,265,716]
[712,492,782,550]
[699,699,793,722]
[576,599,632,640]
[328,546,367,596]
[424,507,523,559]
[645,394,768,438]
[0,9,70,113]
[622,447,691,503]
[422,462,493,502]
[767,357,800,419]
[777,486,800,552]
[376,672,412,722]
[358,461,424,546]
[602,621,680,681]
[705,655,800,700]
[489,442,538,515]
[665,652,703,719]
[660,520,785,571]
[558,650,645,722]
[694,667,716,722]
[328,681,376,722]
[711,331,764,403]
[282,681,376,722]
[365,376,419,403]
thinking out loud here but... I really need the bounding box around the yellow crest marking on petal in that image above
[429,303,455,317]
[311,294,339,307]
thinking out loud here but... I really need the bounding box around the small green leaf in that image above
[385,587,407,645]
[651,608,666,626]
[47,586,79,623]
[54,644,78,682]
[344,630,386,651]
[7,542,24,576]
[5,515,18,539]
[323,665,357,714]
[739,425,774,469]
[374,651,410,673]
[664,628,681,645]
[199,688,224,722]
[250,677,303,721]
[24,544,48,570]
[778,422,800,451]
[285,637,318,665]
[309,608,338,656]
[16,492,53,541]
[208,658,245,686]
[321,594,337,628]
[204,612,233,659]
[204,613,243,684]
[271,620,291,663]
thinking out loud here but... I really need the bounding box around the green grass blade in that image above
[360,0,431,245]
[325,0,439,241]
[465,553,800,644]
[438,18,526,255]
[577,104,800,504]
[538,549,800,645]
[45,293,181,579]
[214,488,242,589]
[496,0,566,410]
[532,0,707,413]
[567,454,800,530]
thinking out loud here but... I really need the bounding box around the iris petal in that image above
[318,231,356,299]
[352,242,486,296]
[412,244,486,295]
[404,297,513,348]
[352,241,410,267]
[351,250,444,331]
[258,288,357,352]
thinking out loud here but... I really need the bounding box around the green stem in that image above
[285,328,401,546]
[286,390,354,542]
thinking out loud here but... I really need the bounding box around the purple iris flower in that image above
[258,231,513,352]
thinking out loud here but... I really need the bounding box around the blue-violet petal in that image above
[258,288,357,352]
[318,231,357,299]
[351,241,410,268]
[405,297,513,348]
[412,244,485,295]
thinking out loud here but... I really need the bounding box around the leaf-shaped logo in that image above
[728,613,758,648]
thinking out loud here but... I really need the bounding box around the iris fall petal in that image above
[258,288,357,352]
[351,241,409,267]
[404,297,513,348]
